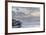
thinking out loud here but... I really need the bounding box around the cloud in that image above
[12,7,40,17]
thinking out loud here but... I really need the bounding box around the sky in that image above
[12,7,40,17]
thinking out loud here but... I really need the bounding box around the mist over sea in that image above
[12,7,40,28]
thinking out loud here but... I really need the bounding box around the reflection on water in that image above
[12,7,40,28]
